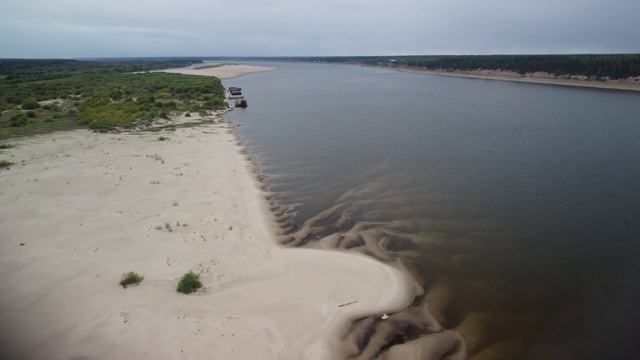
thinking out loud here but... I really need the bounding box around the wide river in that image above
[225,62,640,359]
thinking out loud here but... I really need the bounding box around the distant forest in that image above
[0,58,199,83]
[228,54,640,80]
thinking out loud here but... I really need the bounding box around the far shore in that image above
[160,64,274,79]
[388,66,640,93]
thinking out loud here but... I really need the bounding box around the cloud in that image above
[0,0,638,57]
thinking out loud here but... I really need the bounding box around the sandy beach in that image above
[161,64,274,79]
[394,66,640,92]
[0,113,415,359]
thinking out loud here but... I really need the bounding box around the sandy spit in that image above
[393,66,640,92]
[161,64,274,79]
[0,114,415,359]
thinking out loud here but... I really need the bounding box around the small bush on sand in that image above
[0,160,14,169]
[120,271,144,288]
[0,144,15,149]
[157,136,169,141]
[184,112,191,117]
[177,271,202,294]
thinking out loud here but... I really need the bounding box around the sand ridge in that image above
[394,66,640,92]
[161,64,275,79]
[0,114,415,359]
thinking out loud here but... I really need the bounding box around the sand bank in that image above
[394,66,640,92]
[0,114,415,359]
[161,64,274,79]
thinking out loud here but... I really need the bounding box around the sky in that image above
[1,0,639,58]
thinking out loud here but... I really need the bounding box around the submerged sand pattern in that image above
[257,160,576,359]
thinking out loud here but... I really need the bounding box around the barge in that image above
[228,87,248,108]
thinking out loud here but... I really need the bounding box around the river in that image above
[225,61,640,359]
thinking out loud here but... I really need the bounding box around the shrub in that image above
[0,144,15,149]
[177,271,202,294]
[26,110,37,118]
[119,271,144,288]
[184,112,191,117]
[158,136,169,141]
[0,160,14,169]
[21,101,40,110]
[9,114,28,127]
[202,98,225,110]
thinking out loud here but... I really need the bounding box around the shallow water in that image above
[226,62,640,359]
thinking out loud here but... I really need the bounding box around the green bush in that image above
[21,100,40,110]
[120,271,144,288]
[177,271,202,294]
[0,160,15,169]
[26,110,36,118]
[202,98,225,110]
[9,114,28,127]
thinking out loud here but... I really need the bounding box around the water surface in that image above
[226,62,640,359]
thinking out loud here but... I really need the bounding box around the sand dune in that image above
[161,64,274,79]
[0,114,414,359]
[395,66,640,92]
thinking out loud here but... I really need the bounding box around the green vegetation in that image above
[0,144,15,149]
[0,160,14,169]
[21,101,40,110]
[119,271,144,288]
[0,58,199,83]
[177,271,203,294]
[9,114,28,127]
[247,54,640,79]
[0,59,227,139]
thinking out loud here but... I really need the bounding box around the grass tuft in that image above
[0,160,14,169]
[120,271,144,288]
[177,271,202,294]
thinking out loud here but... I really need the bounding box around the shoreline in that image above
[389,66,640,93]
[0,113,416,359]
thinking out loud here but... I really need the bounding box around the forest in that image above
[240,54,640,79]
[0,59,226,137]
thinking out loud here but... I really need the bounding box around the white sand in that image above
[161,64,274,79]
[396,66,640,92]
[0,115,415,359]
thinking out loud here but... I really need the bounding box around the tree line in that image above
[229,54,640,79]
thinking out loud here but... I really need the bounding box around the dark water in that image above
[226,62,640,359]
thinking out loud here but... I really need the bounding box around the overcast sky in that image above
[1,0,639,58]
